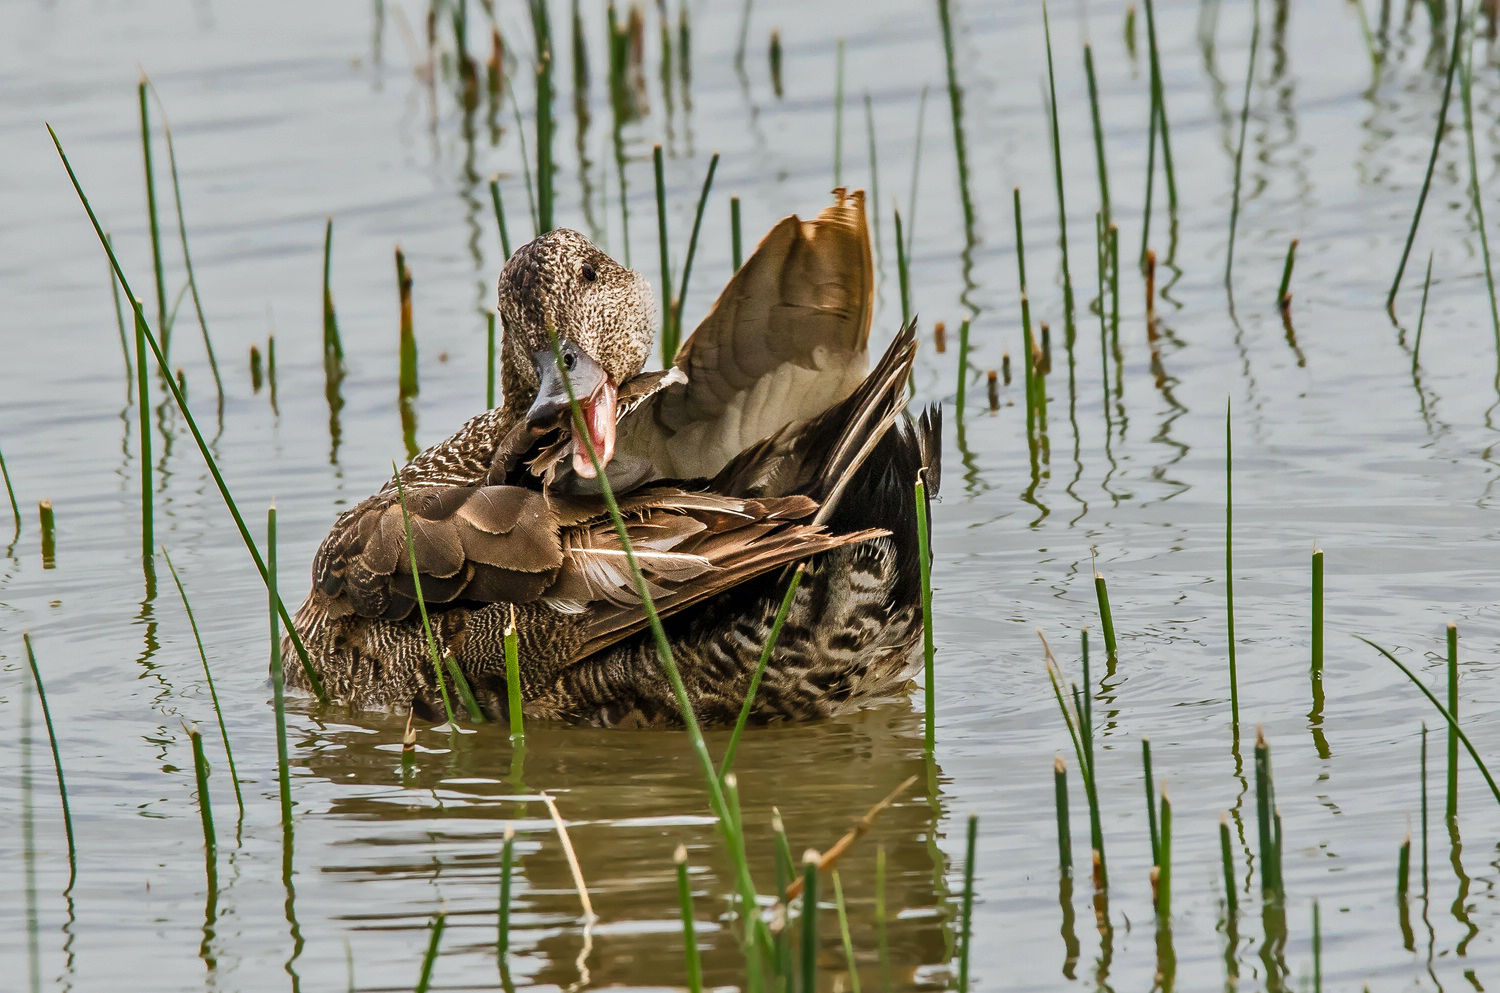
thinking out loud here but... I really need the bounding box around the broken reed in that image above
[1278,239,1298,310]
[1014,189,1041,439]
[799,851,819,993]
[1155,785,1172,920]
[504,611,524,741]
[1254,728,1284,901]
[730,195,743,272]
[1054,757,1073,871]
[1042,633,1106,888]
[1094,571,1118,662]
[323,218,344,388]
[186,724,217,890]
[1142,739,1160,863]
[165,551,244,819]
[1311,548,1323,702]
[38,500,55,569]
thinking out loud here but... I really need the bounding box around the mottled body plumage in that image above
[286,191,940,727]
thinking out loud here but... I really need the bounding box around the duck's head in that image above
[497,228,656,479]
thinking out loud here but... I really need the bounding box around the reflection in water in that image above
[294,706,955,990]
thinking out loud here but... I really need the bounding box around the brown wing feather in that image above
[616,188,875,480]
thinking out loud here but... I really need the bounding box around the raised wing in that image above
[616,188,875,480]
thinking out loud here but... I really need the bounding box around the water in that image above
[4,0,1500,989]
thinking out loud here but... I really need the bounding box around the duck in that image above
[286,189,941,728]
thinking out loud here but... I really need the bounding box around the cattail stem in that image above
[38,501,55,569]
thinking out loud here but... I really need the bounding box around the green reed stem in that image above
[955,318,971,417]
[1142,0,1177,212]
[48,124,329,696]
[1420,722,1430,895]
[164,552,244,819]
[1387,0,1463,312]
[653,145,674,365]
[1054,756,1073,872]
[1413,254,1435,367]
[1014,189,1036,439]
[1313,898,1322,992]
[1143,738,1160,865]
[0,442,19,538]
[1094,573,1118,662]
[875,844,891,988]
[958,812,978,992]
[550,337,769,969]
[498,824,515,958]
[916,477,935,755]
[1043,649,1106,887]
[509,90,539,234]
[22,635,76,890]
[833,38,845,187]
[1042,5,1075,335]
[1459,18,1500,353]
[323,217,344,375]
[1277,238,1298,307]
[1156,786,1172,919]
[1311,548,1324,686]
[1083,44,1110,224]
[22,663,39,993]
[504,613,524,742]
[490,176,513,260]
[269,507,293,835]
[800,851,819,993]
[1254,727,1279,899]
[864,94,882,261]
[1226,400,1239,730]
[148,81,224,408]
[534,37,554,234]
[1398,834,1411,899]
[134,304,154,572]
[730,195,743,272]
[38,501,54,569]
[487,313,497,408]
[415,913,446,993]
[833,871,859,993]
[187,725,217,888]
[906,85,929,261]
[1446,622,1459,820]
[675,846,703,993]
[138,80,169,351]
[393,474,460,727]
[1219,811,1237,915]
[720,563,805,782]
[1225,0,1261,292]
[672,152,720,358]
[107,233,133,390]
[894,208,911,325]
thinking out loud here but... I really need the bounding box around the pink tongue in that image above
[572,379,618,479]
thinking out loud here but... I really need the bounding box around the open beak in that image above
[525,344,618,479]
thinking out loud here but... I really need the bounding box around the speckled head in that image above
[496,228,657,477]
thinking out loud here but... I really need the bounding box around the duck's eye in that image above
[562,348,578,371]
[580,263,597,283]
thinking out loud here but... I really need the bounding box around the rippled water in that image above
[5,0,1500,989]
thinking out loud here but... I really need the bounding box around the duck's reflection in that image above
[294,703,956,991]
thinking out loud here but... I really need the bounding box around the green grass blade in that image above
[415,913,446,993]
[1083,44,1110,224]
[490,175,514,260]
[186,724,218,891]
[138,79,170,352]
[0,440,20,539]
[1054,756,1072,872]
[164,551,244,821]
[673,151,720,357]
[1413,253,1435,367]
[47,124,327,700]
[1042,4,1075,335]
[1458,15,1500,354]
[23,635,77,891]
[1387,0,1464,311]
[269,506,294,835]
[719,563,805,782]
[1142,738,1159,865]
[894,208,911,325]
[1277,238,1298,307]
[1141,0,1177,212]
[504,611,524,742]
[1219,811,1237,916]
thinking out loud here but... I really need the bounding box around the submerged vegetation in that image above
[10,0,1500,990]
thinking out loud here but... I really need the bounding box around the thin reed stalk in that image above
[1083,44,1110,224]
[48,126,328,697]
[894,208,911,324]
[1413,254,1435,366]
[675,846,703,993]
[1446,622,1459,820]
[1226,401,1239,730]
[1224,0,1261,292]
[1398,834,1411,899]
[393,474,462,726]
[864,95,882,261]
[186,725,218,889]
[23,635,77,889]
[268,507,294,835]
[487,313,498,408]
[1054,756,1073,872]
[1141,0,1177,211]
[720,563,806,782]
[955,318,971,417]
[135,305,154,572]
[1254,728,1281,900]
[498,824,515,958]
[875,845,891,988]
[653,145,673,365]
[139,80,169,351]
[1219,811,1237,915]
[916,476,936,755]
[833,38,845,187]
[800,851,819,993]
[323,219,345,397]
[1387,0,1464,311]
[490,176,513,260]
[510,91,539,234]
[532,1,555,235]
[958,812,978,993]
[38,501,55,570]
[1459,16,1500,351]
[1042,5,1075,335]
[1313,900,1322,993]
[1156,786,1172,919]
[1014,189,1037,439]
[1094,572,1118,662]
[670,152,720,358]
[107,233,133,390]
[1311,547,1324,689]
[415,913,446,993]
[0,441,19,538]
[504,610,524,741]
[1040,633,1106,888]
[164,552,244,820]
[1277,239,1298,308]
[1143,739,1160,865]
[730,196,743,272]
[832,871,859,993]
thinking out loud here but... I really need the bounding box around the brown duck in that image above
[286,189,940,728]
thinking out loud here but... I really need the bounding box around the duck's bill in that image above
[525,345,619,479]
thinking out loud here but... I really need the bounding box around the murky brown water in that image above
[6,0,1500,989]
